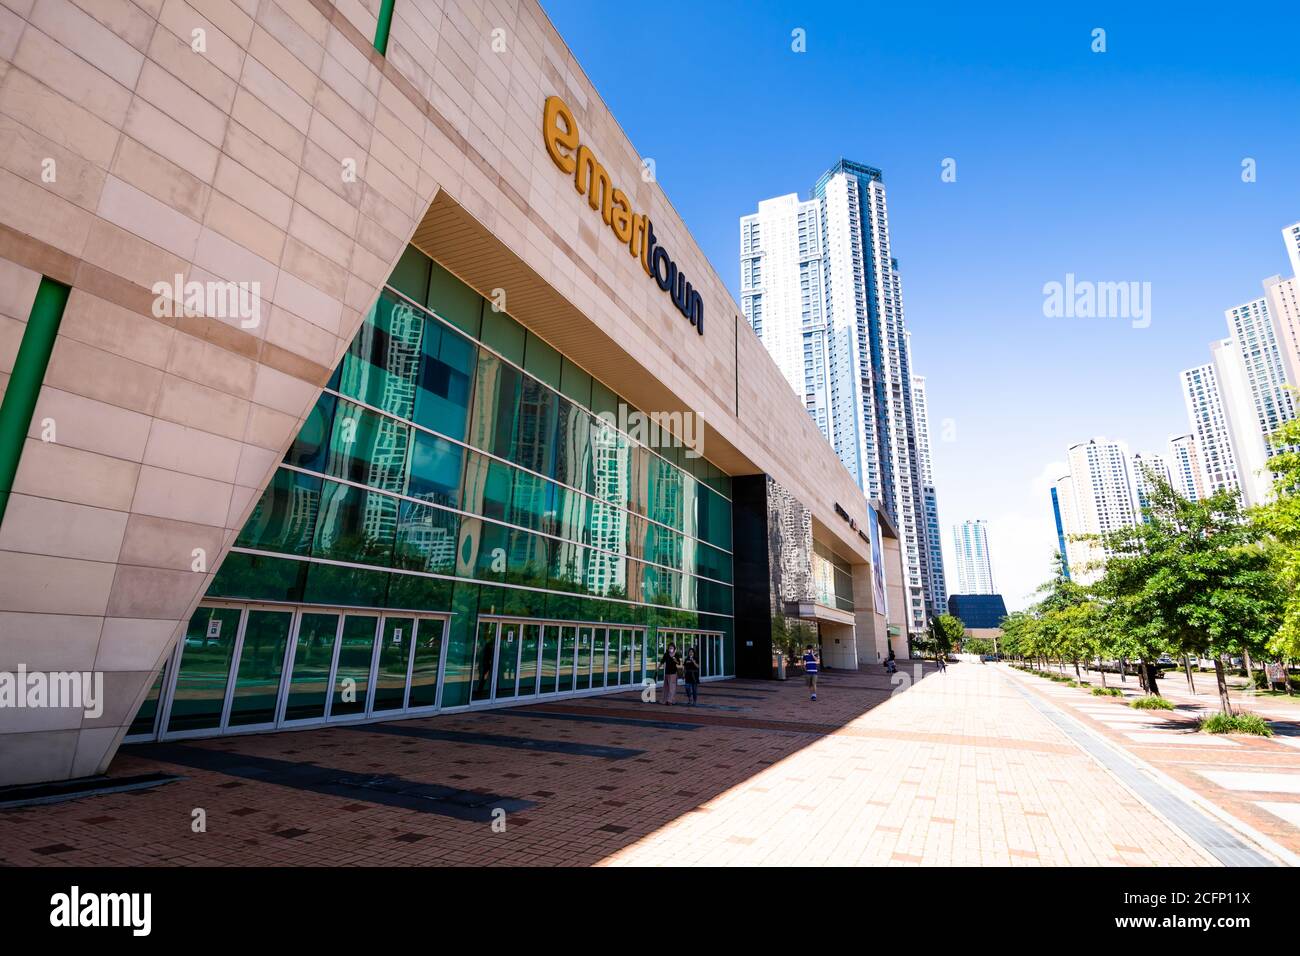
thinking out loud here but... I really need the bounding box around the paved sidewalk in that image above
[0,661,1251,866]
[602,662,1220,866]
[1006,664,1300,863]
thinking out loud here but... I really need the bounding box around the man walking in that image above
[803,644,819,701]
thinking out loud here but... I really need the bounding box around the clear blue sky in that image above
[540,0,1300,608]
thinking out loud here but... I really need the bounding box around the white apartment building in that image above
[743,160,937,635]
[951,519,995,595]
[739,194,830,436]
[1220,297,1294,505]
[913,373,948,613]
[1180,360,1244,498]
[1053,438,1138,584]
[1167,434,1207,502]
[1265,273,1300,390]
[1130,451,1171,519]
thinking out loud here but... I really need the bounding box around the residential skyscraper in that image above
[1129,451,1171,519]
[1167,434,1207,502]
[1223,297,1295,504]
[1264,222,1300,397]
[951,519,995,595]
[743,159,937,636]
[1265,273,1300,391]
[1284,220,1300,277]
[912,373,948,615]
[739,194,830,436]
[1180,360,1243,498]
[1052,438,1138,584]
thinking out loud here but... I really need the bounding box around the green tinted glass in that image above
[236,468,321,556]
[407,616,443,708]
[228,609,292,726]
[166,606,240,733]
[414,318,476,441]
[394,499,458,575]
[427,260,482,338]
[331,614,377,717]
[517,623,540,697]
[337,295,423,419]
[538,624,559,694]
[284,392,336,472]
[407,429,463,508]
[313,480,396,565]
[285,612,338,721]
[127,663,166,737]
[324,400,409,494]
[495,621,519,698]
[373,616,414,711]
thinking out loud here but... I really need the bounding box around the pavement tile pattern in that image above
[2,661,1292,866]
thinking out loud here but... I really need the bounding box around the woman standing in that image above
[683,647,700,706]
[662,643,680,705]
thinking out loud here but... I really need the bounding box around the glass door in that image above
[127,661,168,740]
[591,628,606,689]
[495,621,520,699]
[282,612,340,723]
[557,625,577,692]
[471,620,497,702]
[408,616,444,709]
[329,614,379,719]
[165,606,241,735]
[575,626,592,690]
[227,608,293,729]
[373,616,415,713]
[539,624,560,694]
[518,623,540,697]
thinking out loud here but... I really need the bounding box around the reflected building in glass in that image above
[127,247,736,741]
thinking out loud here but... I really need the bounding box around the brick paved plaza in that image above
[1,660,1297,866]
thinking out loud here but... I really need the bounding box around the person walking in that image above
[803,644,819,701]
[683,647,700,705]
[936,653,947,673]
[661,642,680,705]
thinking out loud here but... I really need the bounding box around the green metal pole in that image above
[0,277,70,527]
[373,0,396,55]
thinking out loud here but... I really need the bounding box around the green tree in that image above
[931,614,965,657]
[1254,417,1300,667]
[1090,472,1282,710]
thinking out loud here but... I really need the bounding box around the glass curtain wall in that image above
[140,245,735,739]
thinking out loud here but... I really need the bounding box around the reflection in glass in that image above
[331,615,377,717]
[518,623,540,697]
[575,626,592,690]
[373,616,414,711]
[284,612,338,721]
[128,663,167,737]
[539,624,559,694]
[591,628,606,689]
[558,626,576,692]
[471,620,496,702]
[167,606,240,733]
[495,622,519,699]
[229,610,292,726]
[408,617,444,708]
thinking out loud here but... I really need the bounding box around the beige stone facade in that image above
[0,0,905,786]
